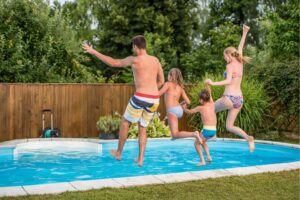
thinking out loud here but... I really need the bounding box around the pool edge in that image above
[0,138,299,197]
[0,137,299,148]
[0,162,299,197]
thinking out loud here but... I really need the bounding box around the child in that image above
[159,68,200,141]
[182,83,217,166]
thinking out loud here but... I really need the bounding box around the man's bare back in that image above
[132,55,162,95]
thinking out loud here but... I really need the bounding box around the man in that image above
[82,35,164,166]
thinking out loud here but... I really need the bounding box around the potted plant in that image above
[96,115,121,139]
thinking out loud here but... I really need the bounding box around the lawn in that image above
[2,169,299,200]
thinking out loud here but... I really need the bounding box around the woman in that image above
[205,25,254,152]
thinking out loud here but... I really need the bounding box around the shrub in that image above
[0,0,104,83]
[256,131,280,141]
[247,47,299,134]
[249,54,299,117]
[96,114,170,139]
[128,115,170,139]
[187,73,270,137]
[96,115,121,136]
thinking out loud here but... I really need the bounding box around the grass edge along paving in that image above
[1,169,299,200]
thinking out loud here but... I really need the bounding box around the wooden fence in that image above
[0,83,191,142]
[0,83,298,142]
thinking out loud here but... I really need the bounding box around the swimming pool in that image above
[0,138,299,188]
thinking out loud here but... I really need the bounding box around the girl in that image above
[159,68,200,141]
[205,25,254,152]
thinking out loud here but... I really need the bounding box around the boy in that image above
[182,84,217,166]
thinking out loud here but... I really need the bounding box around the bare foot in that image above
[207,156,212,163]
[134,158,143,167]
[210,135,217,141]
[110,149,121,160]
[248,136,255,152]
[196,161,206,166]
[194,131,202,144]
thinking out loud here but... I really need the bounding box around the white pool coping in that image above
[0,138,299,197]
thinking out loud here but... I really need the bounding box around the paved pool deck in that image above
[0,138,299,197]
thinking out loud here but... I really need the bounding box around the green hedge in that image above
[246,46,299,133]
[249,56,299,117]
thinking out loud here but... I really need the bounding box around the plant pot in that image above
[99,132,118,139]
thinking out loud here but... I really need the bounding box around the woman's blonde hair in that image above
[224,47,251,64]
[168,68,184,88]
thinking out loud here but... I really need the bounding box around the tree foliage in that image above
[261,0,299,58]
[0,0,104,83]
[61,0,200,82]
[248,0,299,118]
[204,0,260,45]
[181,22,241,80]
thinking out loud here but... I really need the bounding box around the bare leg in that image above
[214,96,232,113]
[210,135,217,141]
[110,118,130,160]
[168,113,201,142]
[226,108,255,152]
[194,139,206,166]
[201,141,212,162]
[215,96,254,152]
[135,123,147,167]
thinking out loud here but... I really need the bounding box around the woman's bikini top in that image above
[223,69,242,79]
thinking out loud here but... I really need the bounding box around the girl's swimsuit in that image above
[167,105,183,118]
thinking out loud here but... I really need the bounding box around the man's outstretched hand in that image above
[82,43,96,55]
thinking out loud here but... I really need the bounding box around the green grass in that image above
[2,170,299,200]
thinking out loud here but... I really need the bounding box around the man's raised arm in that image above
[82,43,134,67]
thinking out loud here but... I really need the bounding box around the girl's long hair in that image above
[169,68,184,88]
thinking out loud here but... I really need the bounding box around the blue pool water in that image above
[0,139,299,187]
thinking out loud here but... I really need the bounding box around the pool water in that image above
[0,140,299,187]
